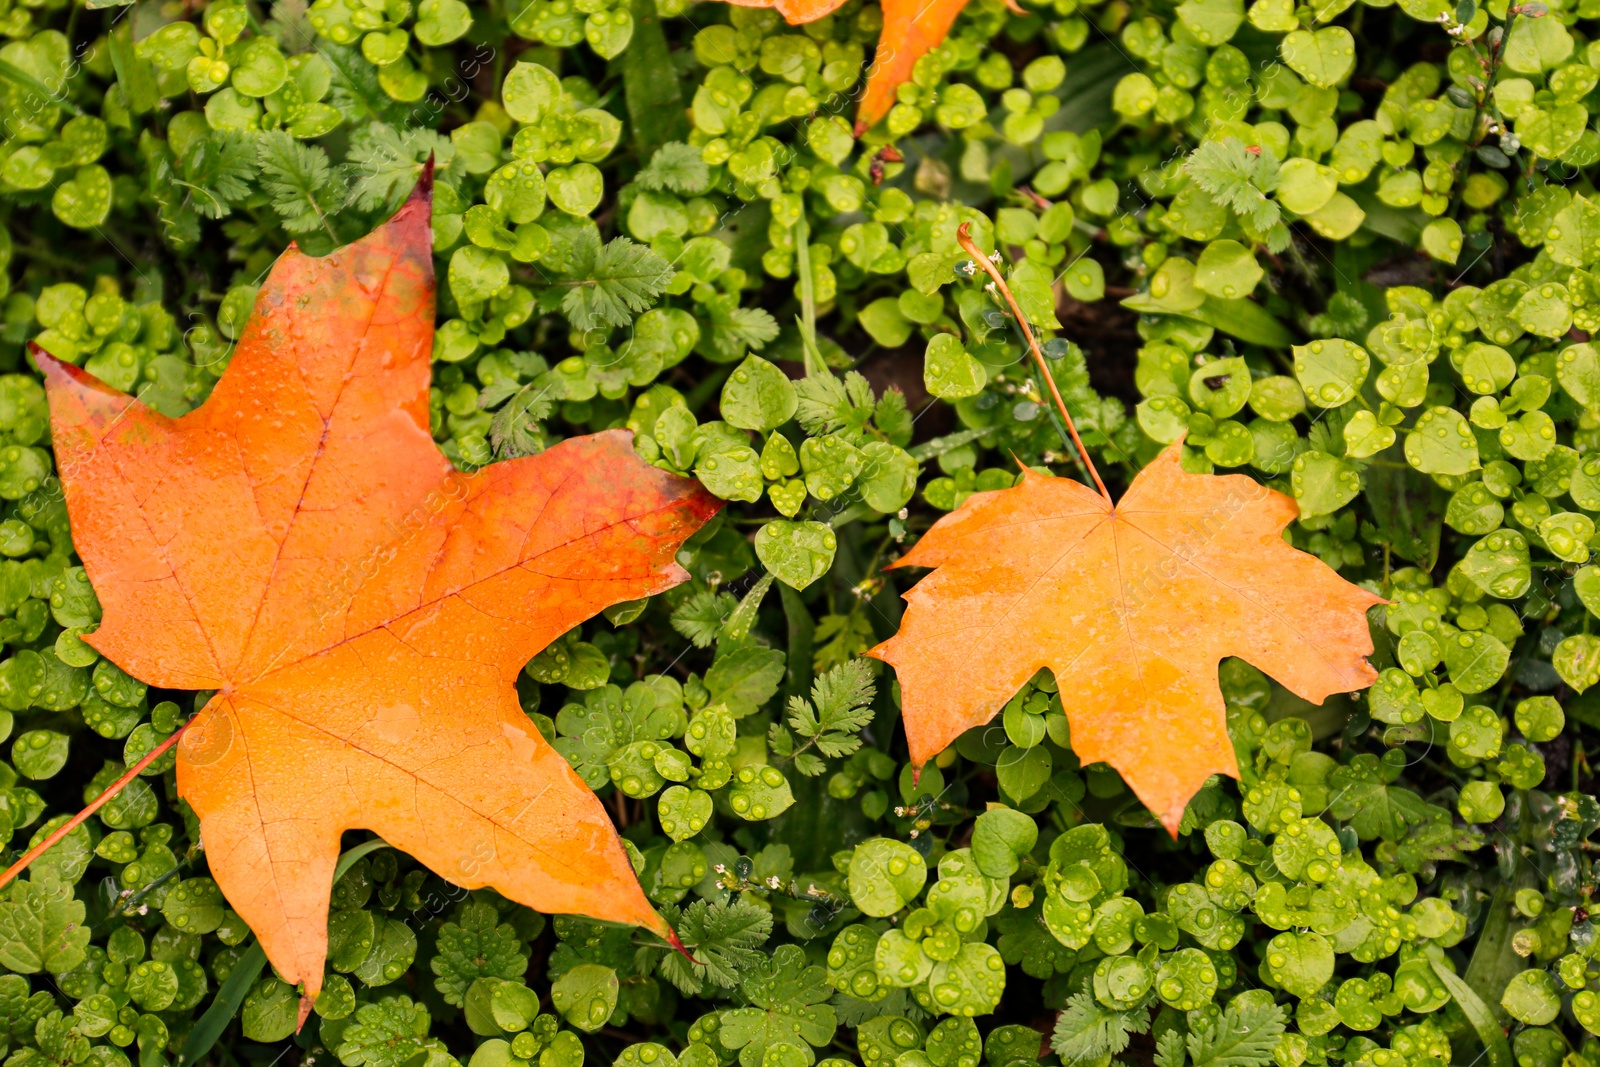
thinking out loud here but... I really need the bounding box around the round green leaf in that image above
[1281,27,1356,88]
[1265,930,1334,998]
[658,785,712,842]
[996,743,1052,802]
[546,164,603,216]
[1188,357,1251,417]
[858,442,918,514]
[1458,529,1530,599]
[502,62,562,125]
[1449,704,1505,761]
[1277,158,1338,215]
[727,763,794,820]
[1156,947,1219,1010]
[696,442,764,503]
[1458,780,1505,822]
[827,925,884,1001]
[449,245,510,306]
[231,38,288,96]
[874,929,931,987]
[1421,218,1464,264]
[1405,406,1479,475]
[1541,511,1593,563]
[1291,450,1361,517]
[755,520,836,590]
[585,8,633,59]
[242,978,298,1041]
[1501,969,1561,1025]
[551,963,618,1032]
[415,0,473,45]
[51,166,111,230]
[1293,339,1368,408]
[1194,240,1262,300]
[1555,633,1600,693]
[1513,283,1573,339]
[1343,410,1394,459]
[485,161,548,224]
[1515,695,1565,742]
[721,356,796,431]
[12,728,68,779]
[1062,258,1104,301]
[1248,377,1299,422]
[848,838,928,917]
[859,298,914,349]
[1500,409,1557,462]
[924,334,986,400]
[1558,342,1600,409]
[1442,631,1510,694]
[970,807,1038,879]
[923,943,1004,1017]
[2,147,53,191]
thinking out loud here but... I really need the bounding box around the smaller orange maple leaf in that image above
[869,445,1384,833]
[868,223,1382,835]
[720,0,1003,134]
[35,169,718,998]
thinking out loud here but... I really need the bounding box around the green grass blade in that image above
[1431,958,1512,1067]
[179,943,266,1066]
[178,838,388,1064]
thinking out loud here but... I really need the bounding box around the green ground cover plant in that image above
[1,0,1600,1064]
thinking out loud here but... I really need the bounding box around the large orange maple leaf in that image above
[35,173,717,998]
[869,443,1383,834]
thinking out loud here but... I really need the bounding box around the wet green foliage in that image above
[4,0,1600,1063]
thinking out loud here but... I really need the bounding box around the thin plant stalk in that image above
[796,211,817,352]
[954,222,1113,504]
[0,720,192,890]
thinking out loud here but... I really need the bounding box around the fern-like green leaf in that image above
[672,589,737,649]
[487,380,555,459]
[701,302,779,361]
[178,132,255,220]
[257,131,345,236]
[344,123,450,213]
[1051,992,1148,1062]
[1156,1029,1188,1067]
[1187,992,1286,1067]
[1183,138,1281,233]
[657,898,773,995]
[560,237,674,331]
[636,142,711,196]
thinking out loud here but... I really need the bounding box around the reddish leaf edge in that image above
[666,926,703,965]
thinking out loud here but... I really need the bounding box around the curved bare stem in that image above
[954,222,1112,504]
[0,720,192,890]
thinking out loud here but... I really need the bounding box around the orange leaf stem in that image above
[954,222,1111,505]
[0,719,192,891]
